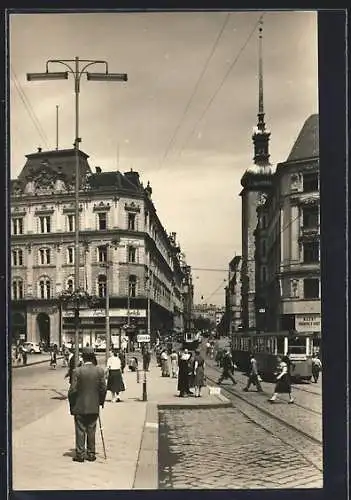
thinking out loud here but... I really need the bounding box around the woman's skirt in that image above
[274,375,291,394]
[194,366,205,387]
[107,369,125,393]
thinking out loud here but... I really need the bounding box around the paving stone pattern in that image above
[205,364,323,443]
[158,407,323,489]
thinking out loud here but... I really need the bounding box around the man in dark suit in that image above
[68,347,107,462]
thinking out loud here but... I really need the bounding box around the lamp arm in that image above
[46,60,75,75]
[79,60,108,76]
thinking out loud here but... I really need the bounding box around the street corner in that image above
[157,386,232,410]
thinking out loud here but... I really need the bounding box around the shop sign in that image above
[137,334,150,343]
[63,308,146,318]
[295,315,321,333]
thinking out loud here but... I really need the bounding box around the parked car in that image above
[94,341,106,352]
[22,342,42,354]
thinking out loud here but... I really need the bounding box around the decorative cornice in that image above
[124,201,141,213]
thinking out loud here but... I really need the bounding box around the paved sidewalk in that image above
[12,354,64,369]
[12,359,229,491]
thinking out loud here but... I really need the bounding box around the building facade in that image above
[225,255,243,335]
[10,148,190,347]
[255,114,320,346]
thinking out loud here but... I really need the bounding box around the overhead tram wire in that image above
[175,12,265,160]
[10,66,49,149]
[157,12,232,172]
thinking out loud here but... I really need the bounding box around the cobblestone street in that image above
[158,407,323,489]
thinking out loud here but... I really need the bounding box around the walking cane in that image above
[98,414,107,460]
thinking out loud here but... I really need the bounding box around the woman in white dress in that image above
[106,349,125,402]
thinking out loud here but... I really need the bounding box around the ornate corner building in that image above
[10,147,193,347]
[255,114,321,347]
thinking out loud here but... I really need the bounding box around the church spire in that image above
[252,18,271,167]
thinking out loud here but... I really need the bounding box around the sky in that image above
[9,10,318,306]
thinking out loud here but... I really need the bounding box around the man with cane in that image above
[68,347,107,462]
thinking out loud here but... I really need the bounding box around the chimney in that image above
[95,166,102,174]
[37,147,42,153]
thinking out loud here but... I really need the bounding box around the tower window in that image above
[303,241,319,263]
[303,172,319,193]
[303,205,319,229]
[303,278,319,299]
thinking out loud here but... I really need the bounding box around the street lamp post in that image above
[27,57,127,367]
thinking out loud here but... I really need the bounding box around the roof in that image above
[286,114,319,162]
[87,170,144,193]
[16,148,92,185]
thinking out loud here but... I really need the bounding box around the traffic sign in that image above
[137,334,150,343]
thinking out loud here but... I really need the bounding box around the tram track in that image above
[207,361,322,415]
[206,373,322,446]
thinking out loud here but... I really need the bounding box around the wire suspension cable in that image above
[158,12,232,170]
[176,12,265,160]
[11,66,50,148]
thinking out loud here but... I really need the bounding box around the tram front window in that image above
[288,337,306,354]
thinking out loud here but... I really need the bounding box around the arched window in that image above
[38,277,51,299]
[12,279,24,299]
[66,277,74,292]
[129,275,137,298]
[12,249,23,266]
[98,274,107,298]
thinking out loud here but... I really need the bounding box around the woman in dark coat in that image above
[269,355,294,404]
[193,349,205,397]
[106,349,125,402]
[177,349,192,397]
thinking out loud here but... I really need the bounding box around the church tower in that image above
[240,19,273,331]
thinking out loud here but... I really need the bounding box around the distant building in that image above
[255,114,320,347]
[193,303,224,329]
[10,147,191,347]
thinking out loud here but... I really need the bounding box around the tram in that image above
[231,331,313,382]
[182,331,201,350]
